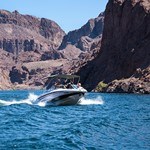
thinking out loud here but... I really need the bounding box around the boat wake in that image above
[0,93,104,107]
[0,93,39,106]
[79,96,104,105]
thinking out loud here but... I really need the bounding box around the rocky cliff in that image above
[0,49,15,89]
[0,10,66,89]
[59,12,104,51]
[0,10,104,89]
[58,13,104,61]
[78,0,150,93]
[0,10,65,57]
[2,1,149,94]
[105,67,150,94]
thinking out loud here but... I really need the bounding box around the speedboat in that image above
[36,74,87,106]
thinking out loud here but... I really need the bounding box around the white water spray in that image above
[0,93,38,106]
[79,96,104,105]
[0,93,104,107]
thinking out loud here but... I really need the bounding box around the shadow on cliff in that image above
[77,0,150,91]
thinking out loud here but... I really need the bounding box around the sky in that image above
[0,0,108,33]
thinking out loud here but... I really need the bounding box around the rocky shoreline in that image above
[105,67,150,94]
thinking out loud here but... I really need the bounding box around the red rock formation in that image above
[58,13,104,71]
[0,49,15,89]
[105,67,150,94]
[78,0,150,93]
[0,9,105,89]
[0,10,65,89]
[0,10,65,56]
[59,12,104,52]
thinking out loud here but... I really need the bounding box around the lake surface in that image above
[0,90,149,150]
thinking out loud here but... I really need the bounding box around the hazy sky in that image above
[0,0,108,33]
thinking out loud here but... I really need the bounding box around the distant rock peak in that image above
[0,9,65,57]
[0,9,65,48]
[59,13,104,51]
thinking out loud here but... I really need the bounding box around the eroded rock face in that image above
[0,10,65,46]
[0,10,66,89]
[0,10,65,56]
[78,0,150,92]
[9,66,29,84]
[0,39,39,54]
[40,50,64,61]
[0,49,15,89]
[105,67,150,94]
[40,18,65,47]
[59,12,104,51]
[57,12,104,68]
[67,40,102,75]
[1,2,149,93]
[0,9,105,90]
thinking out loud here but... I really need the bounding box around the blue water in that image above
[0,90,149,150]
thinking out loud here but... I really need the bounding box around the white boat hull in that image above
[36,89,86,106]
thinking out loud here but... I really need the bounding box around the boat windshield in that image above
[44,74,81,90]
[71,84,78,89]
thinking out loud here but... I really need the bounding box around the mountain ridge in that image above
[1,0,149,94]
[0,9,104,90]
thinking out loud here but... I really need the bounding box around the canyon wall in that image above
[0,10,104,89]
[78,0,150,93]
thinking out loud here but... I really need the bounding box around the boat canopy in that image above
[44,74,81,90]
[46,74,80,79]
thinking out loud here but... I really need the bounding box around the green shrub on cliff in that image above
[95,81,107,92]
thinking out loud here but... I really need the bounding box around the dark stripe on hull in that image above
[51,93,84,106]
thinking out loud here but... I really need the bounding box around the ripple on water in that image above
[0,91,150,149]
